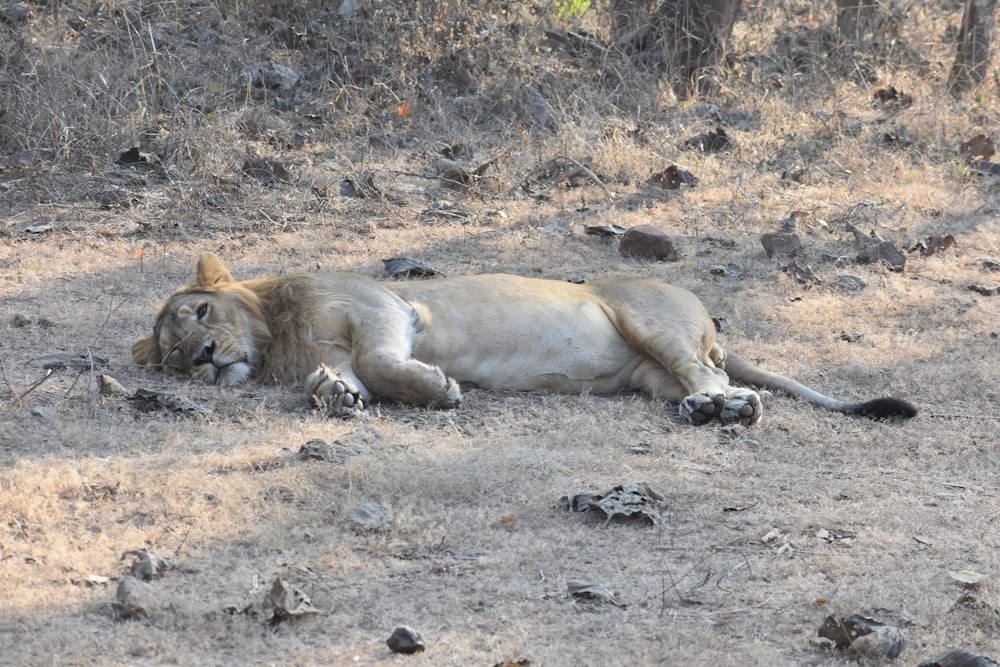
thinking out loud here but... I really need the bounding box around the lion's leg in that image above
[352,349,463,409]
[616,309,762,426]
[305,364,370,418]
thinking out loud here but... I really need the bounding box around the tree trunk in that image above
[949,0,997,94]
[617,0,740,96]
[835,0,882,41]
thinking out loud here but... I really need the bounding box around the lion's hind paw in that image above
[680,392,725,425]
[307,364,366,419]
[680,388,762,426]
[719,388,762,426]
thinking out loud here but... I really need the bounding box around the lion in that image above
[132,253,917,426]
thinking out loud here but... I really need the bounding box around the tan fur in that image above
[133,253,917,425]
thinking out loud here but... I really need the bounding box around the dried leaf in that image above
[817,614,907,659]
[908,234,956,256]
[564,482,665,526]
[122,549,175,581]
[567,579,624,607]
[949,569,988,586]
[239,62,299,91]
[781,260,821,285]
[99,374,130,397]
[262,578,322,623]
[584,224,625,237]
[709,264,742,278]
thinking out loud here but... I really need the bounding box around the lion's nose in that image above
[193,342,216,366]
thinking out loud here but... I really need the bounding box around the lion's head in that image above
[133,253,272,384]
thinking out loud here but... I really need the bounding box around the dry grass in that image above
[3,0,1000,665]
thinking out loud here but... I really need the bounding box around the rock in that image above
[353,501,393,532]
[619,225,679,261]
[114,576,157,619]
[857,239,906,271]
[833,274,867,291]
[30,406,55,420]
[387,626,425,654]
[918,649,998,667]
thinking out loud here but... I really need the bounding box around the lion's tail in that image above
[723,354,917,421]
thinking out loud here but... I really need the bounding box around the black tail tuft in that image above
[853,397,918,421]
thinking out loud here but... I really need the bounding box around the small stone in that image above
[386,626,425,654]
[833,274,867,291]
[353,501,393,532]
[30,406,55,420]
[114,576,158,619]
[857,240,906,271]
[619,225,679,261]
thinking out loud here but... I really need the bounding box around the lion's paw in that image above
[719,388,762,426]
[435,378,463,409]
[306,364,366,419]
[680,392,726,426]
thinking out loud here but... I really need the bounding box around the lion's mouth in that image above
[189,354,255,385]
[215,358,256,384]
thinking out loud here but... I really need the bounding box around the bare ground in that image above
[2,1,1000,665]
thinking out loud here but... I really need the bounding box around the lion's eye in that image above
[196,303,209,319]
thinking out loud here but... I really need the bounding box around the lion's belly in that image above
[401,278,644,394]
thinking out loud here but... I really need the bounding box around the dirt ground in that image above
[2,1,1000,665]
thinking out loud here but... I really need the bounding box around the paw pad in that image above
[307,365,366,418]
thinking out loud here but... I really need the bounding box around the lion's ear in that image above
[196,252,235,288]
[132,335,161,366]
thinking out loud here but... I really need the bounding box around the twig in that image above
[15,369,55,402]
[0,358,13,401]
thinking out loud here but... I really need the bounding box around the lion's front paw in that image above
[680,392,726,425]
[435,378,463,409]
[306,364,366,418]
[719,388,762,426]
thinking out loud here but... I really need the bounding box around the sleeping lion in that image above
[132,253,917,426]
